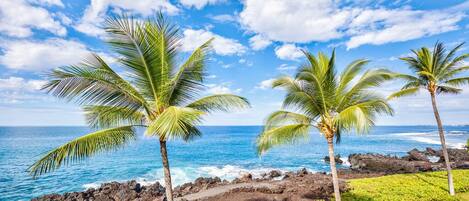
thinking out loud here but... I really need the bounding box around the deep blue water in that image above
[1,126,469,200]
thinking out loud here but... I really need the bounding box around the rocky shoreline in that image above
[32,147,469,201]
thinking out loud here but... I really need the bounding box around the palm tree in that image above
[257,50,394,201]
[388,42,468,196]
[28,14,250,201]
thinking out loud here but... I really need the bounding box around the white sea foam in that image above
[340,157,351,166]
[82,165,295,189]
[389,131,467,149]
[82,182,100,189]
[428,156,440,163]
[390,132,427,136]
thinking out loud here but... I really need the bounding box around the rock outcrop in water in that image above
[348,147,469,174]
[324,154,343,164]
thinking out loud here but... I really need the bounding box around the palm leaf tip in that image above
[145,106,205,141]
[256,124,310,155]
[186,94,250,113]
[28,126,136,178]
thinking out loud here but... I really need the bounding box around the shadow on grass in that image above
[415,174,448,192]
[342,192,375,201]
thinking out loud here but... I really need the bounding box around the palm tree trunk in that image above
[160,140,174,201]
[430,92,455,195]
[327,137,341,201]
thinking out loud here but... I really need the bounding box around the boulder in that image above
[268,170,282,178]
[297,168,309,176]
[439,148,469,162]
[324,154,344,164]
[405,149,429,162]
[426,147,438,155]
[349,153,432,173]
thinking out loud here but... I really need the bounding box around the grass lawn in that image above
[342,170,469,201]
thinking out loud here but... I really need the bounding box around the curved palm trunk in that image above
[327,137,341,201]
[160,140,174,201]
[430,92,455,195]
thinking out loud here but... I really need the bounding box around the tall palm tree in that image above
[257,50,394,201]
[28,14,250,201]
[389,42,468,196]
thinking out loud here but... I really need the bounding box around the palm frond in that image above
[257,124,311,155]
[28,126,136,177]
[186,94,250,113]
[338,69,394,109]
[84,105,145,129]
[104,14,164,103]
[338,59,369,93]
[146,106,204,141]
[168,39,213,105]
[387,87,420,100]
[436,85,462,95]
[144,13,181,105]
[264,110,312,131]
[42,55,145,110]
[443,77,469,87]
[396,42,468,96]
[336,99,393,134]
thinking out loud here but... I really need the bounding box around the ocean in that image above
[1,126,468,200]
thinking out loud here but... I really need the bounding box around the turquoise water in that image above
[1,126,469,200]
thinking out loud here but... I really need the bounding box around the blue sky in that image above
[0,0,468,126]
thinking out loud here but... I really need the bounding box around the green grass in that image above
[342,170,469,201]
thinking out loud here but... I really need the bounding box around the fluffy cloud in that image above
[210,14,237,23]
[0,39,90,71]
[275,44,303,60]
[256,78,275,90]
[346,9,464,49]
[239,0,350,43]
[181,29,247,56]
[249,35,272,51]
[0,0,66,37]
[29,0,64,7]
[180,0,224,9]
[0,77,45,91]
[206,83,242,94]
[75,0,179,37]
[239,0,465,49]
[0,76,47,104]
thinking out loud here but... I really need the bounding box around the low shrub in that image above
[342,170,469,201]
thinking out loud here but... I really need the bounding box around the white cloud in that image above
[0,0,66,38]
[180,0,224,9]
[0,77,46,91]
[239,0,465,49]
[239,0,350,43]
[29,0,64,7]
[0,38,90,71]
[277,64,296,71]
[181,29,247,56]
[210,14,237,23]
[74,0,179,37]
[206,83,242,94]
[0,76,48,104]
[256,78,275,90]
[346,9,464,49]
[249,35,272,50]
[275,44,303,61]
